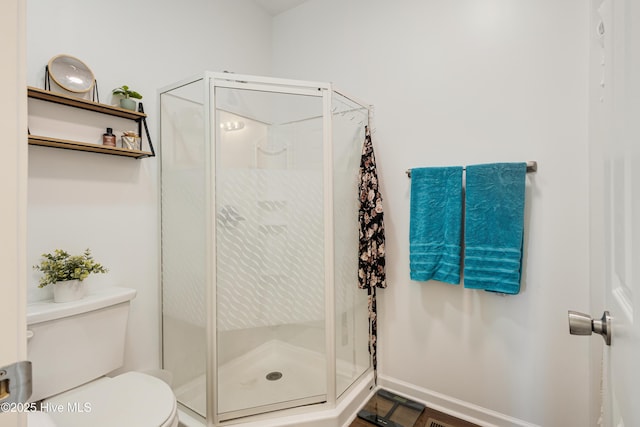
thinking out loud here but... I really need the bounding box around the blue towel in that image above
[463,163,527,294]
[409,167,463,284]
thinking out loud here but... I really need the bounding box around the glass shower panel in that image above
[332,92,371,397]
[214,86,327,417]
[160,79,208,418]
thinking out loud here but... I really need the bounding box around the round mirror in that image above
[47,55,95,93]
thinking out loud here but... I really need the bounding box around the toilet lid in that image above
[45,372,177,427]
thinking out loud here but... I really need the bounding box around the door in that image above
[212,82,328,421]
[0,0,28,425]
[588,0,640,426]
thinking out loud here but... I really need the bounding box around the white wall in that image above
[26,0,273,373]
[272,1,590,426]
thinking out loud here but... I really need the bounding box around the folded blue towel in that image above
[463,163,527,294]
[409,167,463,284]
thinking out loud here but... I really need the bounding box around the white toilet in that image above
[26,287,179,427]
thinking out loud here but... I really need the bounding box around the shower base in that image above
[175,339,326,417]
[175,375,206,418]
[218,339,326,414]
[174,339,363,419]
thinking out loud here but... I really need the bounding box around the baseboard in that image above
[377,375,541,427]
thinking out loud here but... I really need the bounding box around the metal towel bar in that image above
[405,160,537,178]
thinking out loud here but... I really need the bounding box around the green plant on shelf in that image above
[112,85,142,100]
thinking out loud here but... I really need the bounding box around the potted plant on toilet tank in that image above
[34,248,108,303]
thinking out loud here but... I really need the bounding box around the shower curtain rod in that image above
[405,161,537,178]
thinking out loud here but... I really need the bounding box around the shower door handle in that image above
[568,310,611,345]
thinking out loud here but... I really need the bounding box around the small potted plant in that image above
[34,248,108,303]
[112,85,143,111]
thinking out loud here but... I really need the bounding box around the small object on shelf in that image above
[112,85,142,111]
[47,55,95,94]
[121,131,141,150]
[102,127,116,147]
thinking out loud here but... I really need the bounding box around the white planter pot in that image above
[119,98,136,111]
[53,279,86,303]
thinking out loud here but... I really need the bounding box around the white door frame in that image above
[0,0,28,425]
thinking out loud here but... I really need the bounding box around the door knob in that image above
[568,310,611,345]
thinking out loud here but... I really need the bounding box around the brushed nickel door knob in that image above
[568,310,611,345]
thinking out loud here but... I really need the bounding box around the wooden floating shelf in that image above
[27,86,155,159]
[28,86,146,120]
[28,135,153,159]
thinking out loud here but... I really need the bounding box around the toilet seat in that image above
[43,372,178,427]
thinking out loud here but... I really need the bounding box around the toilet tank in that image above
[26,287,137,402]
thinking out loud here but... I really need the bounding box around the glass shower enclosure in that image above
[160,72,372,424]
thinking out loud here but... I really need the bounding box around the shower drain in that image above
[266,371,283,381]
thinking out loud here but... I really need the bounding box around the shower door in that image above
[213,82,328,420]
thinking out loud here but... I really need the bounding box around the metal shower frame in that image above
[160,71,375,426]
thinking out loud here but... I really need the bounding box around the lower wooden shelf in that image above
[28,135,153,159]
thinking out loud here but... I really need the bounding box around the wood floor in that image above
[350,391,480,427]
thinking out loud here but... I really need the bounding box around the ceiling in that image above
[252,0,309,16]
